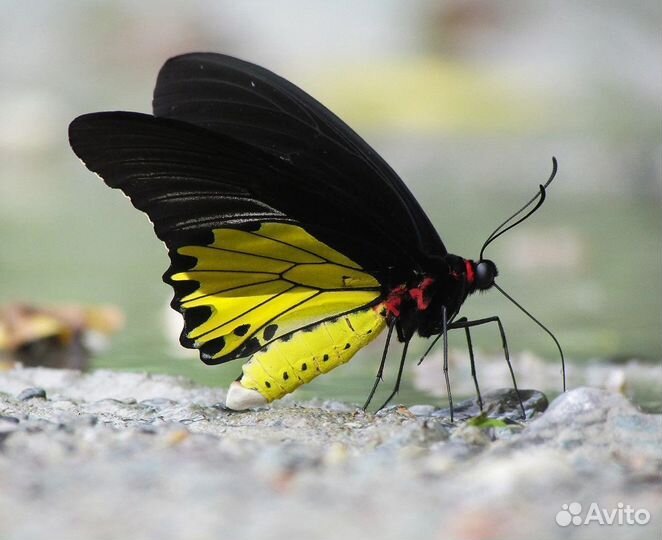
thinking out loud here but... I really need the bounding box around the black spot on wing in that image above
[200,336,226,364]
[179,305,212,347]
[240,337,261,357]
[263,324,278,341]
[233,324,251,336]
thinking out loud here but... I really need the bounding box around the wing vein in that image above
[180,278,281,305]
[192,283,297,340]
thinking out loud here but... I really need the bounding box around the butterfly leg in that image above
[441,305,454,422]
[363,317,396,410]
[452,317,483,412]
[448,316,525,419]
[417,306,456,421]
[377,338,410,410]
[464,322,483,412]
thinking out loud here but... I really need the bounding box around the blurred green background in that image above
[1,1,660,405]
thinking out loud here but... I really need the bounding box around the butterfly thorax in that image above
[383,255,498,340]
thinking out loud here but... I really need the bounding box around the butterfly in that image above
[69,53,563,418]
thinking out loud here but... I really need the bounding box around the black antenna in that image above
[493,282,566,391]
[479,157,558,260]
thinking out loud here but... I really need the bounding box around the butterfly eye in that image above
[475,260,498,290]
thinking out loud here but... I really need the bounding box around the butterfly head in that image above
[473,259,498,291]
[448,256,497,294]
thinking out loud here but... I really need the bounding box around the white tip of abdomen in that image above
[225,381,268,410]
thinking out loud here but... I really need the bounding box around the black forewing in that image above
[70,112,398,363]
[152,53,446,267]
[69,112,419,283]
[69,112,286,242]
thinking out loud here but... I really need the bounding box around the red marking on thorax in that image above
[409,277,435,311]
[381,277,435,317]
[383,285,407,317]
[465,260,475,285]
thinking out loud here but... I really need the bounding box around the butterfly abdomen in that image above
[225,307,386,410]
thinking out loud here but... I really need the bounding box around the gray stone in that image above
[0,369,659,540]
[431,387,549,421]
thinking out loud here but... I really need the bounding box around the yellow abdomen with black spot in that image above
[226,307,386,409]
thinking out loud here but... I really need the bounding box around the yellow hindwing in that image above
[170,223,384,365]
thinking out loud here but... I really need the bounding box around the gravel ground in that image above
[0,367,660,540]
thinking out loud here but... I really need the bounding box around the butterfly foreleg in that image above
[448,315,525,419]
[451,317,483,411]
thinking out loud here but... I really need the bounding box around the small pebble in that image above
[408,405,436,416]
[322,442,349,466]
[166,429,190,446]
[179,413,206,424]
[52,400,76,411]
[17,387,47,401]
[0,415,20,441]
[450,424,492,446]
[140,398,177,410]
